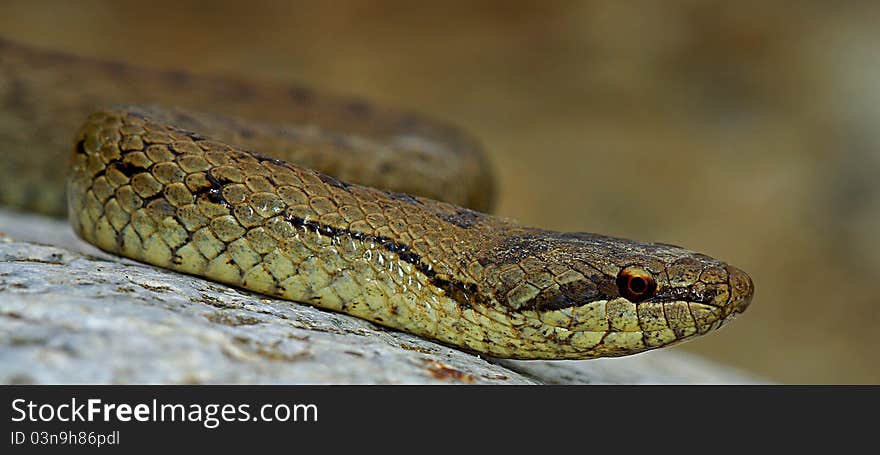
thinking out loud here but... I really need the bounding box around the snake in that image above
[0,38,753,360]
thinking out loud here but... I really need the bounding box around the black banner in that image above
[2,386,877,451]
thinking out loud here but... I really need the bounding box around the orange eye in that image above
[616,266,656,302]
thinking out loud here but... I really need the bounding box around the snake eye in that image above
[616,266,656,302]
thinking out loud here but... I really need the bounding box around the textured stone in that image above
[0,209,763,384]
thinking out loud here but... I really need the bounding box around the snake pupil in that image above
[629,277,646,294]
[616,267,656,303]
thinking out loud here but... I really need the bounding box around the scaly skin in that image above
[68,108,753,359]
[2,38,754,359]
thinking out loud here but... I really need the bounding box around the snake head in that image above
[488,231,754,359]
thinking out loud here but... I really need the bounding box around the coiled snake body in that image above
[0,39,753,359]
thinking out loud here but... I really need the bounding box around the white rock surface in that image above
[0,209,763,384]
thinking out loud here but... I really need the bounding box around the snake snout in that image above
[726,265,754,316]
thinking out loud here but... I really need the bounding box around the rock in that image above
[0,209,764,384]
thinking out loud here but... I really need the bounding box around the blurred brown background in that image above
[2,0,878,383]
